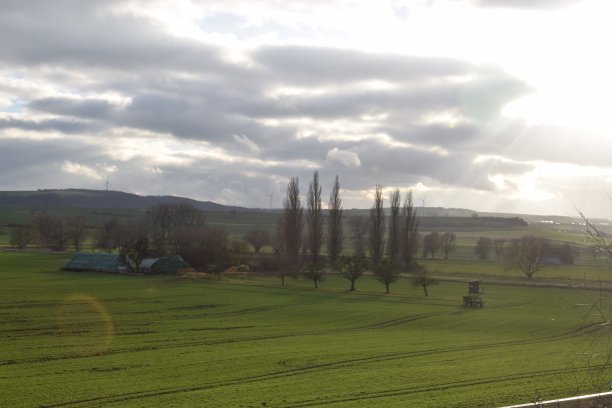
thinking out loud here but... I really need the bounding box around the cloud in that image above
[0,117,97,134]
[62,161,103,180]
[233,134,260,152]
[0,27,533,206]
[460,0,588,10]
[0,1,225,72]
[325,148,360,168]
[253,46,471,85]
[29,97,115,119]
[0,0,604,215]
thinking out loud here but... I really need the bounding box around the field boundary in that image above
[499,390,612,407]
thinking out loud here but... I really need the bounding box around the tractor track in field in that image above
[359,301,529,330]
[0,300,525,341]
[1,301,531,367]
[38,323,600,407]
[0,303,572,367]
[282,364,609,407]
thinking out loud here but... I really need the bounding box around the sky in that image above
[1,0,611,217]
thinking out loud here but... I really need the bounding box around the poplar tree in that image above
[305,171,324,288]
[369,185,385,265]
[387,188,401,264]
[401,190,419,270]
[327,175,343,265]
[306,171,323,264]
[282,177,303,267]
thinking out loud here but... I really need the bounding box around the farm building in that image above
[140,255,191,275]
[62,252,135,274]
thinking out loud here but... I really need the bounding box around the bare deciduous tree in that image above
[173,225,226,273]
[244,229,271,253]
[504,235,548,278]
[49,218,67,251]
[95,218,123,253]
[229,238,250,266]
[373,259,400,294]
[474,237,492,260]
[173,226,201,263]
[493,239,506,260]
[10,225,32,249]
[350,216,368,257]
[145,203,205,255]
[581,210,612,261]
[117,221,149,268]
[269,220,299,286]
[145,204,174,254]
[303,261,325,289]
[327,175,343,266]
[28,212,67,251]
[66,214,87,252]
[439,232,456,260]
[30,212,60,249]
[340,255,368,292]
[341,254,368,291]
[369,185,385,266]
[412,265,438,296]
[422,231,440,259]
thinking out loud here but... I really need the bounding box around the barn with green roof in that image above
[140,255,191,275]
[62,253,136,274]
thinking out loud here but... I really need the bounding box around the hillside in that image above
[0,189,247,212]
[1,189,605,236]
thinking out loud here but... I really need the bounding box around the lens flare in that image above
[56,293,114,356]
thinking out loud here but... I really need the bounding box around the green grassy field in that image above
[421,257,612,283]
[3,252,612,407]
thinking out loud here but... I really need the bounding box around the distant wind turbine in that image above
[419,194,428,208]
[105,175,111,191]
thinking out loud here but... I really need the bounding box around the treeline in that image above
[418,216,527,229]
[8,205,232,274]
[10,212,89,252]
[473,236,574,278]
[7,174,581,288]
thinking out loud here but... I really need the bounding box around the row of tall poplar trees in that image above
[277,172,420,293]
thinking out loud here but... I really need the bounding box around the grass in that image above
[421,257,612,283]
[3,252,612,407]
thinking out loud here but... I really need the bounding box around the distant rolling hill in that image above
[0,189,247,212]
[0,189,600,231]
